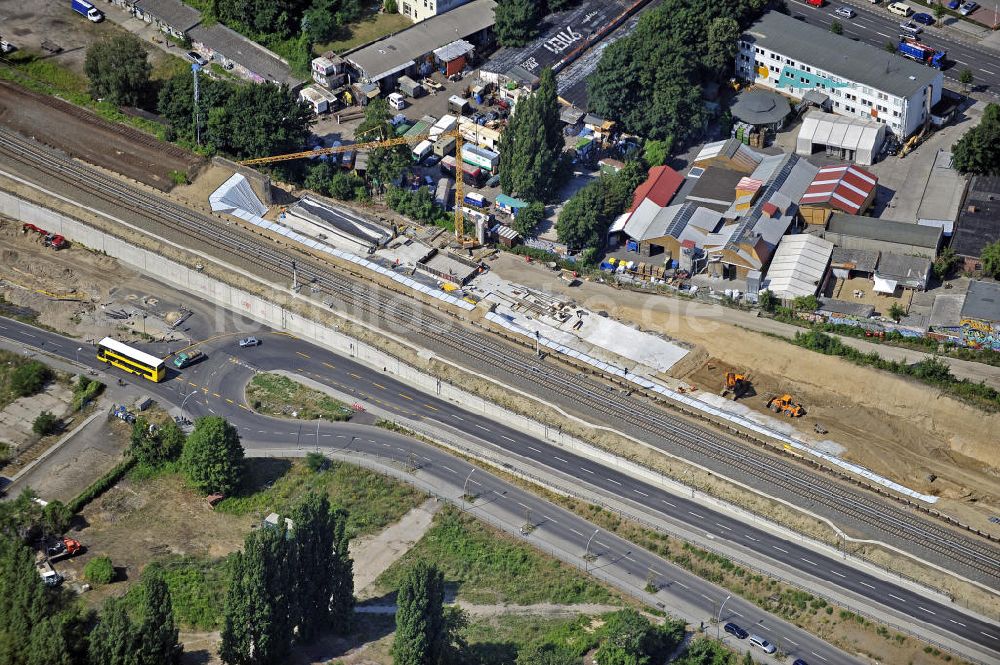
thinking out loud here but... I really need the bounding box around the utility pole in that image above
[717,594,732,639]
[463,468,476,500]
[584,528,599,570]
[191,63,201,146]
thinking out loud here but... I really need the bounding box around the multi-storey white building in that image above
[399,0,471,22]
[735,12,942,138]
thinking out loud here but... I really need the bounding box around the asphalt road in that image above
[2,316,996,658]
[785,0,1000,93]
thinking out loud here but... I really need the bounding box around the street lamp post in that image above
[463,468,476,500]
[75,347,82,365]
[180,390,195,422]
[584,528,599,566]
[717,594,732,639]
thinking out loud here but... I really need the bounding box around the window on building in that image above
[803,66,811,72]
[893,110,900,117]
[403,2,411,14]
[834,101,840,108]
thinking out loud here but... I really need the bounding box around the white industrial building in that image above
[399,0,472,22]
[762,234,834,300]
[736,12,942,137]
[796,111,886,166]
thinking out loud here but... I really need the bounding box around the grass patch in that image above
[461,613,604,665]
[246,372,353,421]
[214,458,424,539]
[124,555,232,630]
[376,506,621,605]
[0,352,51,408]
[314,11,412,54]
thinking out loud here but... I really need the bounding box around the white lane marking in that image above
[336,435,346,439]
[981,631,998,640]
[715,523,731,531]
[830,570,847,578]
[383,443,391,447]
[475,424,490,431]
[773,545,789,554]
[800,557,818,566]
[744,534,758,542]
[917,606,936,615]
[517,501,530,510]
[441,465,457,474]
[21,332,36,338]
[543,515,558,524]
[811,652,829,662]
[785,637,799,646]
[662,499,676,508]
[633,489,649,497]
[580,467,594,474]
[875,31,891,38]
[949,619,966,627]
[624,555,636,563]
[527,445,541,453]
[730,611,741,617]
[860,581,876,590]
[688,511,705,519]
[607,478,622,486]
[700,594,714,602]
[981,68,997,75]
[888,593,906,602]
[451,414,463,420]
[953,58,967,64]
[553,456,569,463]
[674,581,690,590]
[501,435,515,443]
[569,528,584,537]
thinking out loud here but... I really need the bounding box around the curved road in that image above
[1,316,996,660]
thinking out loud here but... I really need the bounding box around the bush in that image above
[10,361,51,397]
[72,375,104,411]
[0,442,11,466]
[304,451,330,472]
[84,555,115,584]
[32,411,60,436]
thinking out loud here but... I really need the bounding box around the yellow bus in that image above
[97,337,166,382]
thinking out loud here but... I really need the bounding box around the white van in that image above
[387,92,407,110]
[887,2,912,15]
[411,140,433,163]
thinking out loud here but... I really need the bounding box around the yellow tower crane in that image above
[239,130,470,242]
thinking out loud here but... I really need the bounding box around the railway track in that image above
[2,127,998,584]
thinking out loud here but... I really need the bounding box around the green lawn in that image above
[314,11,412,55]
[376,507,622,605]
[214,459,425,539]
[125,556,232,630]
[246,373,354,421]
[461,614,604,665]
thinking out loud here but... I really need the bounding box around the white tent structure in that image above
[762,234,834,300]
[796,111,886,166]
[209,173,268,217]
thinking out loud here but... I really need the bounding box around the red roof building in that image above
[798,164,878,222]
[629,165,684,212]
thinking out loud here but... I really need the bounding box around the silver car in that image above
[238,336,260,348]
[835,6,856,17]
[899,20,922,34]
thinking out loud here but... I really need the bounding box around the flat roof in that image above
[827,213,941,249]
[681,167,744,212]
[134,0,202,32]
[830,247,878,273]
[742,11,941,99]
[952,175,1000,259]
[189,23,297,86]
[345,0,497,81]
[916,151,967,230]
[817,297,874,318]
[961,280,1000,322]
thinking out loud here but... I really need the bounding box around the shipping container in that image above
[440,155,457,175]
[435,178,453,210]
[398,75,424,98]
[461,144,499,173]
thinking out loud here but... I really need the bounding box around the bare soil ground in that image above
[0,80,202,190]
[488,253,1000,538]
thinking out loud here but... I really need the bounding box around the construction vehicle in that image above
[765,394,805,417]
[238,129,474,244]
[720,372,752,400]
[46,537,84,561]
[897,38,946,69]
[36,559,63,587]
[22,223,66,250]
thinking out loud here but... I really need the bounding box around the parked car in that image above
[835,6,856,16]
[947,0,960,7]
[960,0,978,14]
[913,12,935,24]
[238,337,260,348]
[793,660,810,665]
[485,174,501,188]
[899,20,923,33]
[724,623,748,639]
[424,154,441,167]
[186,51,208,66]
[748,635,777,654]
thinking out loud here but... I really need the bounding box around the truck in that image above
[37,559,63,587]
[398,75,424,98]
[172,349,203,369]
[71,0,104,22]
[46,537,84,562]
[461,144,499,174]
[897,38,946,68]
[463,192,487,208]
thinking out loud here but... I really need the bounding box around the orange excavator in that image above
[720,372,752,400]
[765,394,805,417]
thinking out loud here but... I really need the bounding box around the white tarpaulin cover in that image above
[873,276,898,294]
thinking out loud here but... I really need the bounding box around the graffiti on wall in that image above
[961,318,1000,351]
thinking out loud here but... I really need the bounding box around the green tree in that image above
[933,3,945,20]
[512,201,545,238]
[933,246,959,280]
[304,451,330,472]
[26,614,74,665]
[206,83,313,159]
[515,643,582,665]
[830,20,843,34]
[757,289,777,313]
[220,524,292,665]
[888,302,907,322]
[88,598,137,665]
[32,411,60,437]
[385,0,398,12]
[792,294,820,312]
[676,637,734,665]
[499,68,564,202]
[959,68,974,92]
[40,501,72,540]
[704,17,742,74]
[982,240,1000,277]
[357,98,410,191]
[0,532,54,664]
[330,171,359,200]
[494,0,541,47]
[594,610,685,665]
[742,651,755,665]
[555,181,606,250]
[304,161,335,195]
[392,561,446,665]
[884,40,897,53]
[10,361,51,397]
[84,34,152,106]
[136,566,182,665]
[181,416,245,495]
[953,103,1000,176]
[642,139,672,166]
[84,555,115,584]
[601,161,647,218]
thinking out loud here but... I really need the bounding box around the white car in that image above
[835,6,856,17]
[238,336,260,348]
[899,20,922,34]
[748,635,777,654]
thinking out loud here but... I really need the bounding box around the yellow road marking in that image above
[322,362,336,369]
[213,393,221,398]
[372,382,386,390]
[423,403,438,411]
[296,351,310,359]
[188,382,198,387]
[349,372,362,379]
[398,393,413,401]
[239,404,250,411]
[226,398,234,404]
